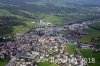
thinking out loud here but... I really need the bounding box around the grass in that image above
[13,25,29,35]
[43,14,63,26]
[17,11,63,26]
[89,22,100,30]
[0,9,39,36]
[0,9,12,16]
[20,11,63,26]
[80,22,100,44]
[25,21,38,29]
[80,32,100,43]
[66,44,78,55]
[38,61,58,66]
[96,41,100,44]
[80,49,92,58]
[85,27,100,33]
[13,21,39,35]
[0,56,10,66]
[79,23,100,66]
[80,49,100,66]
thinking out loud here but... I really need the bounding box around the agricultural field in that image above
[20,11,64,26]
[80,32,100,43]
[66,44,78,55]
[80,22,100,66]
[38,61,58,66]
[80,22,100,44]
[0,56,10,66]
[89,22,100,31]
[25,21,38,29]
[80,49,100,66]
[43,14,63,26]
[85,27,100,33]
[13,25,29,35]
[0,9,12,16]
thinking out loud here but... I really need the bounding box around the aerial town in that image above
[0,19,99,66]
[0,0,100,66]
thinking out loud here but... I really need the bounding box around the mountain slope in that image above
[0,0,100,40]
[0,0,100,6]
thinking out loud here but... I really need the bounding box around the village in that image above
[0,20,100,66]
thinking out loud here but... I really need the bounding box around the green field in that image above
[66,44,78,55]
[79,22,100,66]
[89,22,100,30]
[42,14,63,26]
[0,56,10,66]
[85,27,100,33]
[80,49,100,66]
[0,9,12,16]
[20,11,63,26]
[25,21,38,29]
[38,61,58,66]
[13,25,29,35]
[96,41,100,44]
[80,32,100,44]
[80,23,100,44]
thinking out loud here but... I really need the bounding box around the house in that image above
[68,24,84,30]
[79,43,93,49]
[0,52,4,59]
[66,40,77,44]
[93,44,100,52]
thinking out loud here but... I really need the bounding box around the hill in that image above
[0,0,100,40]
